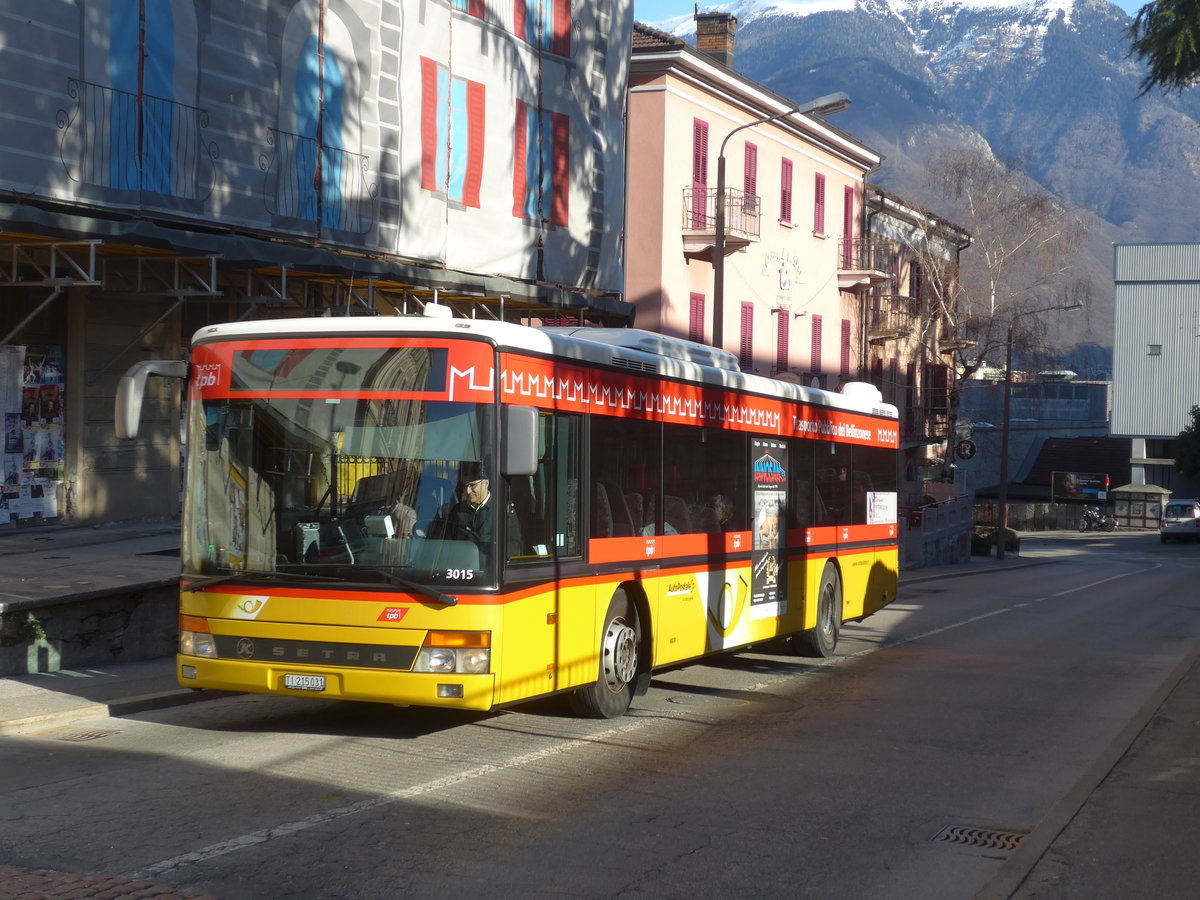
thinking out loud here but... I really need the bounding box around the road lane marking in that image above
[127,718,649,880]
[1048,564,1161,597]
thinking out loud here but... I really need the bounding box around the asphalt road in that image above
[2,532,1198,899]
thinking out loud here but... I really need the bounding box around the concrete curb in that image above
[0,686,225,736]
[972,641,1200,900]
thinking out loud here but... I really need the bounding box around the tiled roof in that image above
[632,21,686,51]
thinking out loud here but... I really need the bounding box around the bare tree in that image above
[914,146,1091,480]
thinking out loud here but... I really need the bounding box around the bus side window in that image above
[507,412,580,560]
[590,416,662,538]
[662,422,746,534]
[788,439,816,529]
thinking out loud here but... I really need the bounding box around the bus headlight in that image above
[179,615,217,658]
[180,630,217,658]
[413,631,490,674]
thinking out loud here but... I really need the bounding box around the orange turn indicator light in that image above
[180,615,211,633]
[425,631,489,648]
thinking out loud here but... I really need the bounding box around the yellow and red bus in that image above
[118,309,899,717]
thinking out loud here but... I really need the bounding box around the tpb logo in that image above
[194,364,221,388]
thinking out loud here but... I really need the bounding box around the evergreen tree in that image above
[1176,405,1200,479]
[1128,1,1200,95]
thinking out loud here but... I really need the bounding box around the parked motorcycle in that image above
[1078,506,1117,532]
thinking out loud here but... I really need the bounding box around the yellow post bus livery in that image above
[116,309,900,717]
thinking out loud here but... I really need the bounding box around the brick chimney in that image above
[695,12,737,69]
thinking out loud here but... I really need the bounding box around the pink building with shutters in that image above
[627,17,888,387]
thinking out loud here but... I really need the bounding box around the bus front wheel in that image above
[795,564,842,658]
[569,590,641,718]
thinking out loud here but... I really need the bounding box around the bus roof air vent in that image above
[611,356,658,374]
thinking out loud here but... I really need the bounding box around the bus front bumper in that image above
[177,655,497,711]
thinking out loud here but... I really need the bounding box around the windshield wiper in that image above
[344,567,459,606]
[184,570,342,592]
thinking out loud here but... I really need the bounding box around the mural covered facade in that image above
[3,0,630,294]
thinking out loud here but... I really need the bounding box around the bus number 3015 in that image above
[446,568,475,581]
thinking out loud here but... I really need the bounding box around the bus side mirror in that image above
[501,406,538,477]
[115,360,187,439]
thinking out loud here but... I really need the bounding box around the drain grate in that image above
[56,729,119,743]
[930,824,1027,852]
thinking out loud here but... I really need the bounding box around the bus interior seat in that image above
[664,495,689,534]
[624,492,644,534]
[689,503,721,534]
[604,482,635,537]
[592,483,614,538]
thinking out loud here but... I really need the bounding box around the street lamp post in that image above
[712,92,850,351]
[995,301,1083,560]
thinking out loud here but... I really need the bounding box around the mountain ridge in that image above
[652,0,1200,349]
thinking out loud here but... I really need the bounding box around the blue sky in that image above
[633,0,1149,27]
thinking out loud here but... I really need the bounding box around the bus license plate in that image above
[284,673,326,692]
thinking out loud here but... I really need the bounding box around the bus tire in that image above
[569,590,641,718]
[795,563,842,658]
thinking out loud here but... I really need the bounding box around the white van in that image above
[1160,499,1200,543]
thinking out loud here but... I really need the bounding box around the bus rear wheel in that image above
[794,564,842,658]
[569,591,641,718]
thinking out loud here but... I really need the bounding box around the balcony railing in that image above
[261,129,376,234]
[867,294,920,343]
[681,187,761,253]
[839,236,892,272]
[57,78,216,201]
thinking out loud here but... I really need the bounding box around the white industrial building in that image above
[1111,243,1200,498]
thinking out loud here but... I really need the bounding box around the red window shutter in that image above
[689,293,705,343]
[692,119,708,185]
[468,0,484,17]
[811,313,823,372]
[776,310,789,373]
[514,0,526,39]
[740,302,754,369]
[512,100,527,218]
[814,173,825,234]
[840,318,851,376]
[780,158,792,222]
[744,142,757,195]
[552,0,571,56]
[842,185,855,268]
[462,81,486,208]
[905,361,917,419]
[420,58,440,193]
[551,111,569,226]
[692,119,709,229]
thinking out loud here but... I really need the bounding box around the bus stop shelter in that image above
[1110,483,1171,529]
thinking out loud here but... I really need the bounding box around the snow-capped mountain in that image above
[651,0,1200,348]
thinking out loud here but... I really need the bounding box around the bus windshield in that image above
[183,346,498,590]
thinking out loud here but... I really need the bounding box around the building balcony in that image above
[867,294,920,343]
[838,237,891,291]
[903,407,949,446]
[681,187,760,256]
[57,78,217,201]
[262,129,376,234]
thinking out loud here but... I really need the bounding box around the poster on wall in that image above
[750,438,787,620]
[0,344,65,523]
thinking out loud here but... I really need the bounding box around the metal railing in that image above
[868,293,920,341]
[681,187,761,241]
[838,236,891,271]
[262,129,376,234]
[58,78,215,200]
